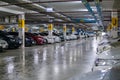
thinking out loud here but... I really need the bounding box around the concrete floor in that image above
[0,37,99,80]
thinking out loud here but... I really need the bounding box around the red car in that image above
[25,33,44,45]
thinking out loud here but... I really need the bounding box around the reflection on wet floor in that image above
[0,37,98,80]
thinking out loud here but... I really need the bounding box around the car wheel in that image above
[45,39,48,44]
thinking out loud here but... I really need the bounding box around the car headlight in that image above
[10,39,15,42]
[25,38,29,41]
[95,59,120,66]
[19,40,22,44]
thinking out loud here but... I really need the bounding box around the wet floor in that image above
[0,37,99,80]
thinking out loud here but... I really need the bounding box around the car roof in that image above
[8,32,18,35]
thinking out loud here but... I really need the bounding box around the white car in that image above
[39,33,55,44]
[97,40,111,54]
[88,33,95,37]
[80,33,85,38]
[66,35,71,41]
[44,36,61,43]
[70,34,77,40]
[43,36,55,44]
[53,36,61,43]
[0,39,8,52]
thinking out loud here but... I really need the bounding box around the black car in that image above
[0,31,22,49]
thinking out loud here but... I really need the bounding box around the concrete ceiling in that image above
[0,0,118,30]
[113,0,120,9]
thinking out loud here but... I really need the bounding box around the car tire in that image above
[0,47,3,52]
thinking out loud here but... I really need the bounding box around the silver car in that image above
[70,65,120,80]
[97,40,111,54]
[93,47,120,71]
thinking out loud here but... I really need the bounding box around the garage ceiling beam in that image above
[24,11,97,14]
[0,7,24,14]
[0,0,102,6]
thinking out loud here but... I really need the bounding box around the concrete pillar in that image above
[48,24,54,43]
[5,17,9,23]
[10,16,17,23]
[63,24,67,40]
[18,14,25,48]
[111,11,118,38]
[48,24,53,37]
[107,23,112,38]
[72,27,75,34]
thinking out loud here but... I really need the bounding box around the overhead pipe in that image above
[0,0,71,22]
[72,18,96,23]
[94,0,103,25]
[81,0,98,23]
[95,0,102,18]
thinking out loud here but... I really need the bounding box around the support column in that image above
[18,14,25,48]
[63,24,67,40]
[72,27,75,34]
[107,23,112,38]
[111,11,118,38]
[48,24,53,37]
[48,23,54,42]
[5,17,9,23]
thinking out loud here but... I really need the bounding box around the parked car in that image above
[97,40,111,53]
[25,32,44,45]
[8,32,36,47]
[0,31,22,49]
[53,36,61,43]
[33,33,47,44]
[71,64,120,80]
[59,34,65,41]
[0,39,8,52]
[93,47,120,71]
[80,33,85,38]
[52,32,61,43]
[39,32,55,44]
[25,35,36,47]
[74,33,80,39]
[66,35,71,41]
[69,34,77,40]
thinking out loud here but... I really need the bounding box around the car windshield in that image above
[8,32,18,36]
[25,33,35,36]
[40,32,48,36]
[33,33,39,36]
[0,31,15,37]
